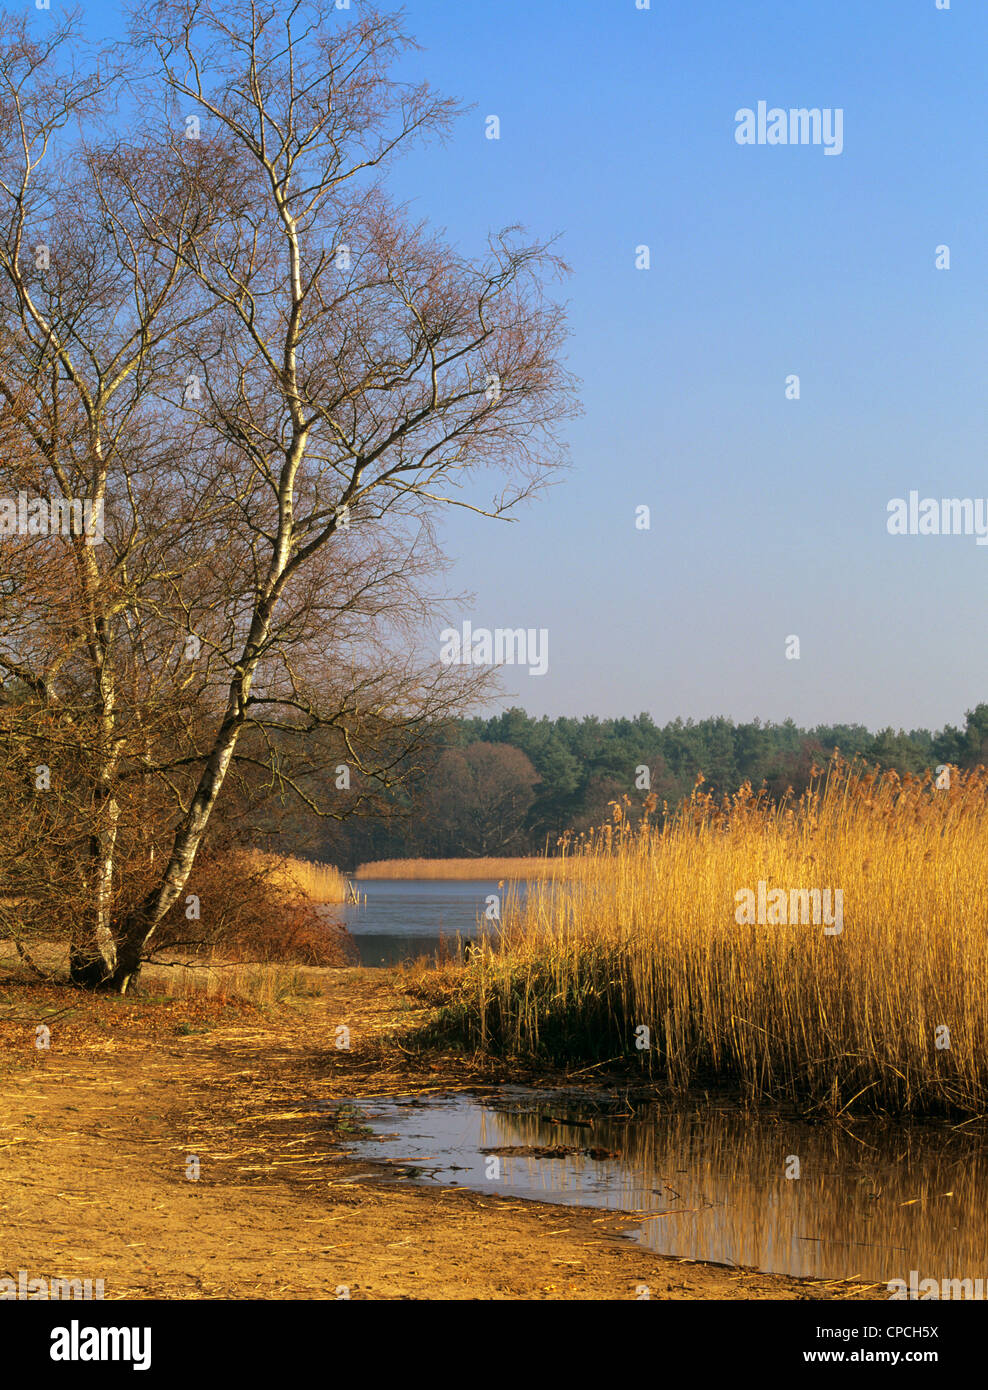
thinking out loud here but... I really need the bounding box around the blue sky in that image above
[74,0,987,731]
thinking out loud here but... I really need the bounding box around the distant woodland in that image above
[280,705,988,871]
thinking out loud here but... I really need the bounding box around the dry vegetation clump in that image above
[153,851,353,967]
[239,853,347,904]
[420,760,988,1118]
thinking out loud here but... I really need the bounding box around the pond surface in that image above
[338,1088,988,1287]
[322,878,526,966]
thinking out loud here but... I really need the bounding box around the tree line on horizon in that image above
[301,704,988,869]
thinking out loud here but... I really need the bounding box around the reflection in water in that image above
[341,1089,988,1285]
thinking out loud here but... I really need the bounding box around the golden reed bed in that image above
[426,762,988,1117]
[356,857,580,880]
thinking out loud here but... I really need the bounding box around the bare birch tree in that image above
[0,1,574,991]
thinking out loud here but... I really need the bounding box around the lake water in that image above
[339,1088,988,1289]
[321,878,524,967]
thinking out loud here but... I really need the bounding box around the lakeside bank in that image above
[0,963,889,1301]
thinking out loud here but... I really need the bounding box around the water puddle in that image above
[338,1088,988,1285]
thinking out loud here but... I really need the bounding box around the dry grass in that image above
[423,761,988,1117]
[0,940,345,1006]
[139,960,323,1006]
[356,856,580,880]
